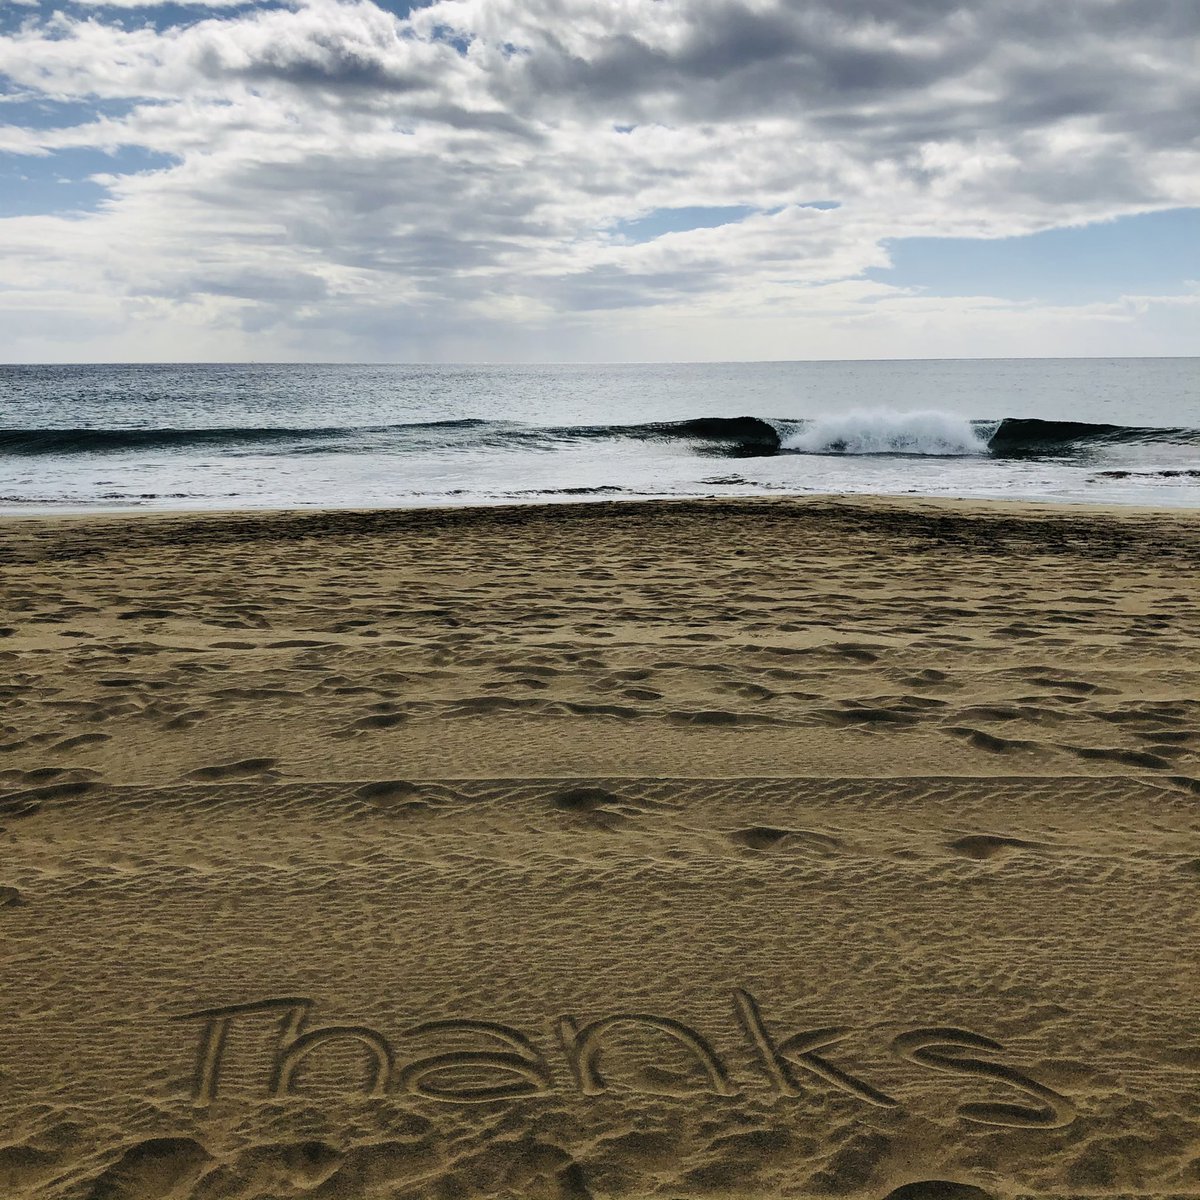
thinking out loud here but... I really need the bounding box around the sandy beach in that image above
[3,495,1200,1200]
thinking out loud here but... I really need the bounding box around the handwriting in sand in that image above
[174,989,1075,1128]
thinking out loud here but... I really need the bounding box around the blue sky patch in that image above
[615,205,759,243]
[373,0,433,16]
[613,201,838,243]
[1,1,294,37]
[428,22,470,53]
[0,94,140,133]
[870,207,1200,303]
[0,145,177,218]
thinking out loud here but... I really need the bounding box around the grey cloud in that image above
[224,50,427,92]
[188,11,437,94]
[401,102,540,139]
[1,0,1198,358]
[191,270,331,302]
[171,149,557,295]
[513,4,985,120]
[540,263,717,311]
[480,0,1199,163]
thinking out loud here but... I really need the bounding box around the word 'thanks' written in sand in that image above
[174,990,1076,1129]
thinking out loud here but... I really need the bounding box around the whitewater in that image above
[1,359,1197,511]
[781,411,989,456]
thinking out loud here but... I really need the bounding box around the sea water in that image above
[0,358,1196,511]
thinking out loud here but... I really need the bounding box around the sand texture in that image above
[2,496,1200,1200]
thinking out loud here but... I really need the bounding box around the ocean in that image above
[1,358,1197,512]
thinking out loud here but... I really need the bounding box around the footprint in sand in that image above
[52,732,111,751]
[668,709,747,727]
[816,704,920,728]
[1064,744,1173,770]
[185,757,278,781]
[552,786,657,831]
[353,780,437,817]
[828,641,884,663]
[731,826,842,854]
[947,834,1044,861]
[85,1137,212,1200]
[883,1185,996,1200]
[1,780,93,819]
[348,712,409,731]
[946,726,1041,754]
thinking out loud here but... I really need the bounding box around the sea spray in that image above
[783,410,989,457]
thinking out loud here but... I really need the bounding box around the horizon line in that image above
[2,354,1197,368]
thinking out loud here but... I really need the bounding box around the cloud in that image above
[0,0,1198,360]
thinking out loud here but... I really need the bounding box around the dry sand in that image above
[2,495,1200,1200]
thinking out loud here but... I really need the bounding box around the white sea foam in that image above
[783,409,989,456]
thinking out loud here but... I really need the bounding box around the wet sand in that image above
[2,496,1200,1199]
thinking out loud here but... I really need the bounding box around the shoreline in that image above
[4,488,1200,525]
[4,487,1200,526]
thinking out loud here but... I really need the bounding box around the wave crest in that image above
[3,412,1195,461]
[783,410,988,457]
[986,417,1196,455]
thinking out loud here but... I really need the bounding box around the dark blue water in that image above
[1,359,1196,510]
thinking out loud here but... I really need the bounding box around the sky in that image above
[0,0,1198,362]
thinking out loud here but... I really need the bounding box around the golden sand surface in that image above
[2,496,1200,1200]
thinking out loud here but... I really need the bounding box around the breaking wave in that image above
[782,410,986,456]
[1,413,1196,460]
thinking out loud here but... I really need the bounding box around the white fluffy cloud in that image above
[0,0,1198,360]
